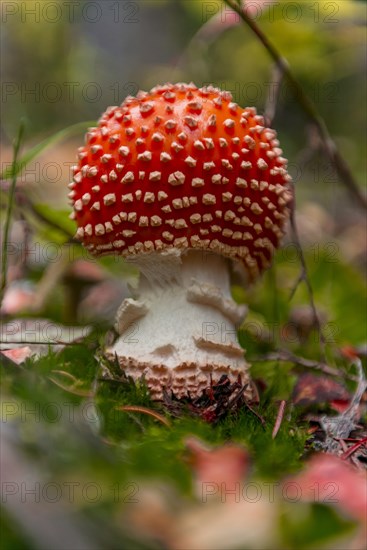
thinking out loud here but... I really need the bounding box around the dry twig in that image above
[251,348,357,380]
[341,437,367,461]
[321,358,367,454]
[288,202,326,358]
[272,400,286,439]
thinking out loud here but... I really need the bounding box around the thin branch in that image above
[343,358,367,418]
[0,122,25,307]
[320,357,366,454]
[223,0,366,210]
[0,340,87,347]
[288,195,326,358]
[251,348,357,380]
[264,63,285,127]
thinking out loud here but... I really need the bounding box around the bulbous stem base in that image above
[106,250,252,400]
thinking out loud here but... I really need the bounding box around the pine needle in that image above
[116,405,171,427]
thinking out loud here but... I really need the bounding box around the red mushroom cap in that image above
[69,83,293,278]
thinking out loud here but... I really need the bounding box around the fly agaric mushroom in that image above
[69,83,292,400]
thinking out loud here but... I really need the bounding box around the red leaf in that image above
[185,437,250,501]
[288,454,367,523]
[1,346,33,364]
[292,373,350,411]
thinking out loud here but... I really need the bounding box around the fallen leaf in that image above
[292,373,350,411]
[185,437,250,501]
[0,282,35,315]
[1,346,32,364]
[287,454,367,523]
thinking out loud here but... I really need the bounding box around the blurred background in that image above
[1,2,366,549]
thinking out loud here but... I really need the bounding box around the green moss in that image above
[280,502,357,549]
[0,510,36,550]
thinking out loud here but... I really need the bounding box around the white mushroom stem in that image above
[106,250,252,400]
